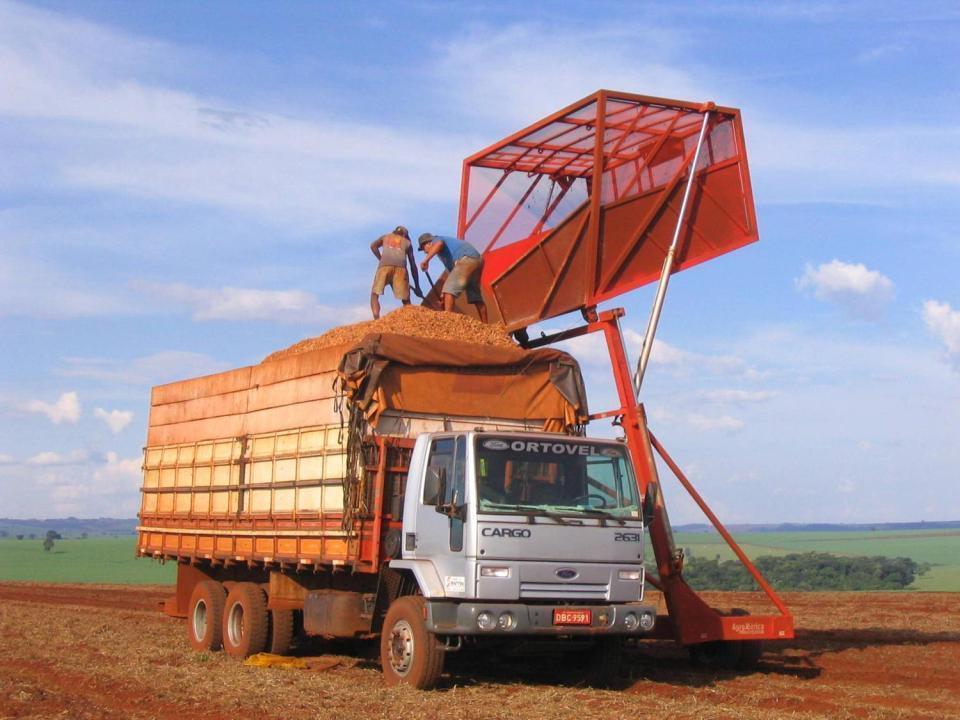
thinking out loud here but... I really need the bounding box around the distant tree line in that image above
[676,552,930,591]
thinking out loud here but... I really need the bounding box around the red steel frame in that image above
[456,89,759,332]
[527,308,794,645]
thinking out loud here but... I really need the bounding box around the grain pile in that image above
[263,306,515,362]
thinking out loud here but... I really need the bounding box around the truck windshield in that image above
[474,436,640,518]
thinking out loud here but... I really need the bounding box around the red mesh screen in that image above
[458,91,758,330]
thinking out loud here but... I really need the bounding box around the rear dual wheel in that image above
[222,582,269,658]
[188,580,294,658]
[187,580,227,651]
[268,608,295,656]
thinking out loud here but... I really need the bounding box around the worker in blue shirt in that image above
[418,233,488,322]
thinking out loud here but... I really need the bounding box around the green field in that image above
[664,529,960,591]
[1,529,958,590]
[0,537,175,584]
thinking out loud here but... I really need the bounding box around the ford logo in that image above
[555,568,578,580]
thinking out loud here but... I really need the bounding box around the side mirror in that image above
[642,484,659,528]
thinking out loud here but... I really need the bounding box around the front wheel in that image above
[584,636,624,687]
[380,596,444,689]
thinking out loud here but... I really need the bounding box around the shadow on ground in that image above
[286,626,960,691]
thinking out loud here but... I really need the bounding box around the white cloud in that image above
[699,389,778,403]
[554,329,753,384]
[856,44,904,64]
[687,413,745,433]
[48,451,141,516]
[59,350,229,386]
[95,451,142,482]
[433,19,960,207]
[24,391,81,424]
[797,259,894,319]
[94,408,134,434]
[646,336,750,377]
[748,119,960,203]
[0,453,14,464]
[923,300,960,368]
[837,479,856,494]
[0,0,463,232]
[435,23,703,126]
[135,281,368,323]
[5,449,142,517]
[0,254,135,319]
[26,449,89,466]
[647,406,744,434]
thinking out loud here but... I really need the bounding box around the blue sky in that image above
[1,0,958,523]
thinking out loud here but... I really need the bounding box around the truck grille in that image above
[519,582,608,600]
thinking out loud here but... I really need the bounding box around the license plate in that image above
[553,608,592,626]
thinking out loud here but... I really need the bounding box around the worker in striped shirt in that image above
[370,226,423,319]
[418,233,488,323]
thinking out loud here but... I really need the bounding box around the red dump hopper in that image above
[460,90,758,330]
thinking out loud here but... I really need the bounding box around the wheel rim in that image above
[227,601,245,647]
[387,619,415,676]
[192,598,207,641]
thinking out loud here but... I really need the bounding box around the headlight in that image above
[480,566,510,578]
[497,612,516,630]
[618,569,642,581]
[639,611,655,631]
[477,611,497,631]
[624,613,639,631]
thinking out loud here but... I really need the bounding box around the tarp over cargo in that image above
[337,333,589,432]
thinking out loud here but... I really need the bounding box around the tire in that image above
[729,609,763,670]
[268,609,295,656]
[222,582,269,659]
[689,640,742,670]
[380,596,444,689]
[584,636,624,688]
[187,579,227,652]
[737,640,764,670]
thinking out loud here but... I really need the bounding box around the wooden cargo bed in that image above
[137,334,587,573]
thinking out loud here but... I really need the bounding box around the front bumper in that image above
[424,601,657,636]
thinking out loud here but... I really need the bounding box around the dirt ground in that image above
[0,583,957,720]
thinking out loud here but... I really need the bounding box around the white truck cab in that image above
[381,431,657,687]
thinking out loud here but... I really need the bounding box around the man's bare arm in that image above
[370,237,383,260]
[419,240,443,271]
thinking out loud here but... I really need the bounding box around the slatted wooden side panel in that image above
[140,424,347,521]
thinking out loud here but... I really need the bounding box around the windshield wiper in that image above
[480,502,571,525]
[583,509,627,526]
[553,505,628,526]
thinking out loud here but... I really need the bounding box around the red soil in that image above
[0,583,957,720]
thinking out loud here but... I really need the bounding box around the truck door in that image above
[415,434,468,596]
